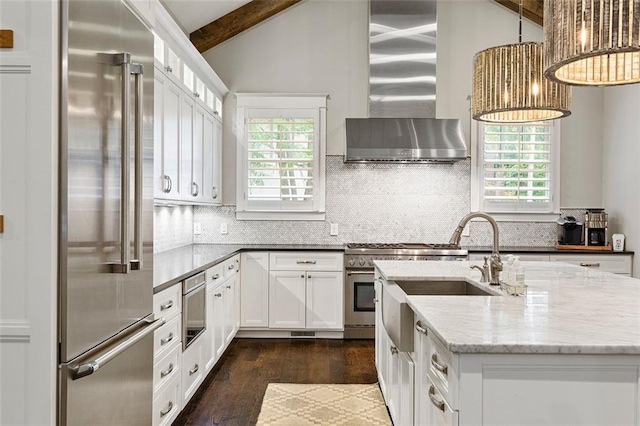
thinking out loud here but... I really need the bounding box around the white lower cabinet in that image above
[306,272,344,330]
[268,269,344,330]
[376,274,414,426]
[469,252,633,275]
[423,376,458,426]
[181,338,204,406]
[239,251,343,334]
[224,274,239,343]
[403,312,640,426]
[153,344,181,394]
[212,281,226,359]
[152,374,181,426]
[152,285,183,426]
[269,271,306,329]
[240,252,270,328]
[548,253,633,275]
[204,257,240,371]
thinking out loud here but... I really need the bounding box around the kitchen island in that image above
[373,260,640,426]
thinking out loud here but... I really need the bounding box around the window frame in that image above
[235,93,328,221]
[471,120,561,222]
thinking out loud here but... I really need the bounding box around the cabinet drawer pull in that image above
[189,364,199,375]
[214,293,222,297]
[160,401,174,417]
[390,346,398,355]
[160,300,173,311]
[228,264,235,270]
[160,333,174,345]
[212,274,220,280]
[431,353,448,375]
[428,385,445,412]
[415,321,428,335]
[160,363,174,378]
[296,260,317,264]
[579,262,601,268]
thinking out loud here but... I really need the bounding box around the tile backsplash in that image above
[154,205,194,253]
[152,156,570,252]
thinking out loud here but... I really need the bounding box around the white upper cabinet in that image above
[153,2,228,205]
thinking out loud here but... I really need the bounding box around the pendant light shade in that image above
[472,42,572,122]
[544,0,640,86]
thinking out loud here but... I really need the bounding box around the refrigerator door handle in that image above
[72,317,165,380]
[100,52,132,274]
[130,62,144,271]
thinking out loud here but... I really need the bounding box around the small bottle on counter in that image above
[513,257,525,286]
[503,255,514,285]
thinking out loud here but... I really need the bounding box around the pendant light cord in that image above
[518,0,523,43]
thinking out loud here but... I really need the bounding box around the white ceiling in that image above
[160,0,253,34]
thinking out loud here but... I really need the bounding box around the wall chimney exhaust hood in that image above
[345,118,466,163]
[345,0,467,163]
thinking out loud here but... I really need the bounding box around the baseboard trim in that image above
[236,329,344,339]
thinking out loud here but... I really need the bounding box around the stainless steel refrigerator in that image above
[58,0,160,424]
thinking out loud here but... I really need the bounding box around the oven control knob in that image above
[348,258,356,267]
[359,258,366,266]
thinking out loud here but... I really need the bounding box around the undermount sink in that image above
[381,279,497,352]
[395,280,497,296]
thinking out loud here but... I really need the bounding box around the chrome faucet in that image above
[470,256,490,283]
[450,212,502,286]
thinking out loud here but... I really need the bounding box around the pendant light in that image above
[544,0,640,86]
[472,1,572,122]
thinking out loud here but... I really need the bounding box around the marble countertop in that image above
[374,260,640,355]
[153,243,344,291]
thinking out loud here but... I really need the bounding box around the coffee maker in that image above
[584,208,608,246]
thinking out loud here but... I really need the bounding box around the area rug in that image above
[256,383,391,425]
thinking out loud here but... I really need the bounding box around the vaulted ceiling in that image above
[161,0,544,54]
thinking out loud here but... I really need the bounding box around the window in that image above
[472,121,560,217]
[236,94,327,220]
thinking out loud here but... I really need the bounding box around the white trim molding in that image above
[0,320,31,343]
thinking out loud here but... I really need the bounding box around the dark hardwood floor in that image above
[174,338,377,426]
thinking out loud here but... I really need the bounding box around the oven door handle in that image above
[346,271,374,276]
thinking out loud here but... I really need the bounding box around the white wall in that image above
[204,0,369,204]
[204,0,604,208]
[602,85,640,277]
[0,0,58,424]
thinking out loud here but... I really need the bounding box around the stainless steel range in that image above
[344,243,468,339]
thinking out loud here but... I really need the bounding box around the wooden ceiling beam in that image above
[190,0,303,53]
[493,0,544,27]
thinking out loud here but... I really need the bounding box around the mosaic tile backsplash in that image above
[148,156,569,250]
[154,205,194,253]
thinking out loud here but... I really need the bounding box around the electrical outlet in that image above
[330,223,339,236]
[220,223,228,235]
[193,222,202,235]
